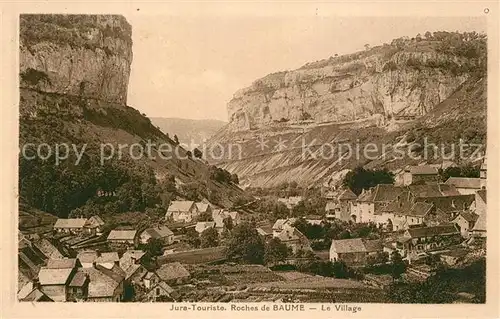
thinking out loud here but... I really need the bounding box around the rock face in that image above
[19,14,132,105]
[210,33,487,188]
[227,43,478,132]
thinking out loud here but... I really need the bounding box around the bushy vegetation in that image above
[209,165,239,185]
[386,258,486,303]
[20,14,132,51]
[82,105,164,140]
[226,222,266,264]
[342,166,395,195]
[20,68,51,86]
[439,164,480,181]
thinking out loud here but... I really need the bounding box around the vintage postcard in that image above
[1,1,499,318]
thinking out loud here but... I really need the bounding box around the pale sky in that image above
[125,16,486,121]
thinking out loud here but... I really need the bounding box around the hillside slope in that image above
[151,117,226,146]
[208,32,486,188]
[19,15,242,218]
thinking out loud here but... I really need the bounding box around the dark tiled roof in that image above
[445,177,482,189]
[406,224,459,238]
[477,189,486,203]
[77,251,98,264]
[54,218,87,229]
[406,202,434,217]
[338,189,358,200]
[457,211,479,222]
[422,195,475,212]
[144,226,174,239]
[69,270,88,287]
[168,201,195,212]
[409,165,439,175]
[363,239,383,253]
[46,258,77,269]
[331,238,366,253]
[38,267,73,285]
[107,230,136,241]
[156,262,190,281]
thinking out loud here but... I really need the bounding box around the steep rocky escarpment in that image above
[20,14,133,105]
[19,15,242,218]
[210,32,487,188]
[227,33,486,131]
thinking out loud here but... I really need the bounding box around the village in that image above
[17,154,487,303]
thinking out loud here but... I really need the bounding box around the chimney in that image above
[32,278,40,289]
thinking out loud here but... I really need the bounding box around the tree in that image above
[173,135,179,145]
[227,222,265,264]
[364,43,370,50]
[185,227,200,248]
[230,173,239,184]
[193,148,203,159]
[390,251,407,280]
[144,237,163,258]
[264,238,290,265]
[200,227,219,248]
[342,166,395,195]
[197,211,212,222]
[186,151,192,158]
[366,251,389,267]
[332,260,349,278]
[223,216,233,231]
[424,31,432,39]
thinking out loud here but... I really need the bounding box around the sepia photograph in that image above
[2,2,498,316]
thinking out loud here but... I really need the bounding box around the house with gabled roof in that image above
[453,211,479,238]
[81,266,124,302]
[95,252,120,269]
[140,226,174,245]
[37,266,77,302]
[329,239,384,266]
[473,189,486,216]
[195,202,212,214]
[166,201,199,222]
[272,218,297,237]
[275,225,311,253]
[84,215,105,235]
[445,177,483,195]
[403,165,439,185]
[399,224,461,259]
[53,218,87,234]
[19,288,53,302]
[67,269,90,302]
[329,238,367,266]
[107,229,137,248]
[471,212,486,238]
[145,281,179,302]
[351,184,405,223]
[195,221,216,234]
[155,262,190,285]
[256,224,273,240]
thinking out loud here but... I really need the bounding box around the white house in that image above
[140,226,174,245]
[166,201,199,222]
[195,221,216,234]
[445,177,483,195]
[53,218,87,233]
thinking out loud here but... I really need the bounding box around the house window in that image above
[156,288,161,296]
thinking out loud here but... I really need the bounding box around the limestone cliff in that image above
[227,36,484,131]
[20,14,132,105]
[209,32,487,188]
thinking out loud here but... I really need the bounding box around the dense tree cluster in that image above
[387,258,485,303]
[342,166,395,195]
[209,166,239,185]
[439,164,480,181]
